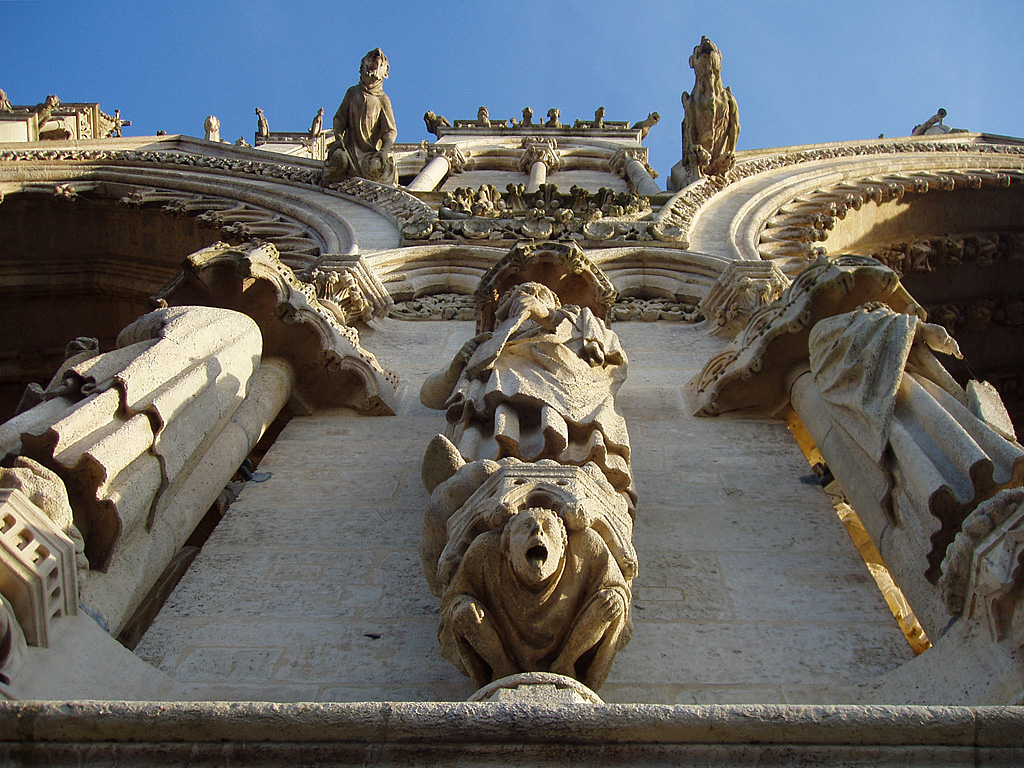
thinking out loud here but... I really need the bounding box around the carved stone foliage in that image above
[389,294,476,321]
[0,147,324,186]
[302,255,393,326]
[422,458,635,691]
[688,255,917,417]
[326,176,434,228]
[418,250,636,691]
[388,293,701,323]
[425,143,468,173]
[655,141,1024,246]
[2,306,263,570]
[609,148,656,179]
[700,261,790,337]
[756,169,1023,260]
[412,184,653,245]
[152,242,398,415]
[940,488,1024,646]
[119,187,321,263]
[674,36,740,187]
[870,231,1024,280]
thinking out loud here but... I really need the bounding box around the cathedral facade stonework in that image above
[1,46,1023,765]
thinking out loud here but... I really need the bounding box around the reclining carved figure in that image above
[421,281,634,509]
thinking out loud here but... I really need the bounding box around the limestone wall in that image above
[135,318,913,703]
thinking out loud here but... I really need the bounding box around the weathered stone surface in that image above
[323,48,398,186]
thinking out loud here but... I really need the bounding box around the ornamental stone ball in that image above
[323,48,398,186]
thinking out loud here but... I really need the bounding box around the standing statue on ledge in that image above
[309,107,323,137]
[255,107,269,138]
[323,47,398,186]
[677,36,740,184]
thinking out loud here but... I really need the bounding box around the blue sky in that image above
[3,1,1022,179]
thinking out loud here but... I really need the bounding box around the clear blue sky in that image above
[3,0,1022,179]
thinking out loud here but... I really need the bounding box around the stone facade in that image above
[1,45,1024,764]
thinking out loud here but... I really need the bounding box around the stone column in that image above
[520,140,560,194]
[407,145,467,193]
[785,363,949,637]
[527,160,547,192]
[611,148,661,196]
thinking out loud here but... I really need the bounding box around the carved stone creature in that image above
[309,107,323,137]
[680,36,740,180]
[421,282,634,507]
[423,110,451,137]
[476,106,491,128]
[519,107,533,127]
[204,115,221,142]
[324,48,398,186]
[255,107,269,137]
[631,112,660,139]
[545,108,561,128]
[440,506,629,689]
[0,88,12,113]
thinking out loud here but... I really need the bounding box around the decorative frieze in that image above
[654,141,1024,246]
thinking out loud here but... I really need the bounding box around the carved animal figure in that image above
[476,106,491,128]
[309,107,323,137]
[631,112,660,139]
[681,36,739,179]
[255,107,269,137]
[204,115,221,142]
[545,108,561,128]
[423,110,451,137]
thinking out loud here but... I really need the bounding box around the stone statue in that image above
[323,48,398,186]
[545,108,561,128]
[0,88,12,113]
[476,106,491,128]
[519,107,533,127]
[255,107,269,138]
[808,304,1024,572]
[309,107,323,137]
[423,110,451,137]
[439,505,630,689]
[204,115,221,142]
[421,282,634,506]
[593,107,605,129]
[680,36,740,180]
[631,112,660,139]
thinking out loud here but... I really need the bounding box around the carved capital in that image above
[519,141,561,174]
[610,147,652,177]
[306,255,393,325]
[427,144,468,173]
[700,261,790,338]
[940,488,1024,646]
